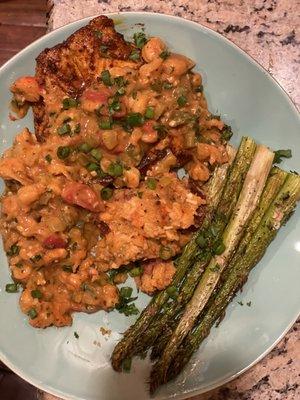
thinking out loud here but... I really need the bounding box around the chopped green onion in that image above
[122,358,132,372]
[154,124,168,139]
[274,149,292,164]
[159,49,170,60]
[31,289,42,299]
[79,143,92,153]
[195,84,203,93]
[90,148,102,160]
[150,80,162,93]
[100,45,108,53]
[163,81,173,90]
[126,112,144,127]
[109,99,121,113]
[101,70,113,86]
[129,266,142,277]
[62,97,78,109]
[133,32,147,48]
[116,87,126,96]
[159,245,172,260]
[145,106,154,119]
[28,308,38,319]
[120,286,133,298]
[146,178,157,190]
[73,123,81,134]
[57,123,71,136]
[57,146,71,159]
[99,119,112,130]
[114,76,126,87]
[101,187,113,200]
[30,254,42,263]
[5,283,18,293]
[222,125,233,141]
[62,265,73,273]
[94,30,102,39]
[108,162,123,177]
[45,154,52,163]
[7,244,20,256]
[177,95,187,107]
[122,303,139,316]
[86,162,99,171]
[129,50,140,60]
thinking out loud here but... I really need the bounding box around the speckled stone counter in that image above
[45,1,300,399]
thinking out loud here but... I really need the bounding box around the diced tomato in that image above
[61,182,103,212]
[43,234,67,249]
[80,88,111,112]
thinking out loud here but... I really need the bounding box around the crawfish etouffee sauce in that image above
[0,16,230,328]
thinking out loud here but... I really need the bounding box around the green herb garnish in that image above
[126,112,144,127]
[101,70,113,86]
[177,95,187,107]
[45,154,52,163]
[30,254,42,263]
[7,244,20,257]
[31,289,42,299]
[78,143,92,153]
[62,97,78,110]
[145,106,154,119]
[108,162,123,177]
[101,187,113,200]
[57,146,71,159]
[159,49,170,60]
[159,245,172,260]
[133,32,147,48]
[28,308,38,319]
[146,178,157,190]
[5,283,19,293]
[57,123,71,136]
[90,148,102,160]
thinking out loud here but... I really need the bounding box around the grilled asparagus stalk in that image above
[150,144,274,390]
[163,171,300,385]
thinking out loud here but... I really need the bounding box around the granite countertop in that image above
[43,1,300,399]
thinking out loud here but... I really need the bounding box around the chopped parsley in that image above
[74,331,79,339]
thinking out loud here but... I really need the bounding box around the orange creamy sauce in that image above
[1,36,229,328]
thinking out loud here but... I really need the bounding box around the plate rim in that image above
[0,11,299,400]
